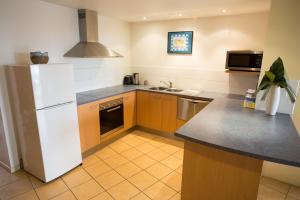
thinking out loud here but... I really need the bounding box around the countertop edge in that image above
[174,132,300,168]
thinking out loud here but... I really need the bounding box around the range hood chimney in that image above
[64,9,123,58]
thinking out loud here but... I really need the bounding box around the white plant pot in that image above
[265,85,281,115]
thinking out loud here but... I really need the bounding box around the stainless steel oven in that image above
[99,98,124,136]
[226,50,263,72]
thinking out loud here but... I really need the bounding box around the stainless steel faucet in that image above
[160,81,173,88]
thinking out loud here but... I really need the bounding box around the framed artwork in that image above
[167,31,193,54]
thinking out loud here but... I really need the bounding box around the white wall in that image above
[0,0,131,171]
[131,12,269,94]
[0,0,131,93]
[72,15,131,92]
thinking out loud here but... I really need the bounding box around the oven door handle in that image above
[106,106,121,113]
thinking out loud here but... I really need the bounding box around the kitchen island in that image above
[175,92,300,200]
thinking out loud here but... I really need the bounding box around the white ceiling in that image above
[42,0,271,22]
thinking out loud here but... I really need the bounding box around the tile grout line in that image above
[59,177,79,200]
[27,176,41,200]
[284,186,292,200]
[5,177,35,200]
[90,135,180,199]
[81,161,116,200]
[128,132,183,197]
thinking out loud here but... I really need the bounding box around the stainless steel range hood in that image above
[64,9,123,58]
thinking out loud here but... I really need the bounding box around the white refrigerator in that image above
[5,64,82,182]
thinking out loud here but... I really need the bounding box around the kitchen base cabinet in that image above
[77,91,137,152]
[161,94,177,132]
[181,140,262,200]
[123,92,137,130]
[137,91,177,133]
[77,102,100,152]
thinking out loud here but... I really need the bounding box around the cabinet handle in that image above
[107,106,121,112]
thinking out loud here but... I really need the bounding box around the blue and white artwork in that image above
[167,31,193,54]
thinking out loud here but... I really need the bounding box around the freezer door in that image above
[30,64,76,110]
[36,102,82,182]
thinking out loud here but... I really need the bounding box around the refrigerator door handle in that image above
[36,101,74,111]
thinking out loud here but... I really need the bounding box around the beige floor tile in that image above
[144,182,176,200]
[172,150,184,161]
[62,168,92,188]
[90,192,114,200]
[72,179,104,200]
[132,155,156,169]
[84,160,112,178]
[109,141,132,153]
[146,163,173,179]
[95,170,125,190]
[121,136,145,147]
[0,178,33,200]
[288,186,300,200]
[35,178,68,200]
[51,190,77,200]
[135,143,156,154]
[175,166,183,174]
[131,192,151,200]
[147,149,169,161]
[286,197,298,200]
[133,132,157,141]
[121,148,143,160]
[161,172,182,192]
[103,154,129,169]
[114,162,142,179]
[95,147,117,160]
[28,175,46,189]
[169,193,181,200]
[0,169,28,187]
[128,171,158,191]
[160,156,182,170]
[82,155,101,168]
[10,190,39,200]
[159,144,180,154]
[257,184,286,200]
[165,139,184,148]
[260,177,290,194]
[107,180,140,200]
[147,139,166,147]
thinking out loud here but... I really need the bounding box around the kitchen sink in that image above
[166,88,183,92]
[149,86,168,91]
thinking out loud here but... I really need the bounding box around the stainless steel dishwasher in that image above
[177,97,210,121]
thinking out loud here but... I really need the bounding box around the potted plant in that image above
[256,57,296,115]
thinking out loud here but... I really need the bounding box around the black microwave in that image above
[225,50,263,72]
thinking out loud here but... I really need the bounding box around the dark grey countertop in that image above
[76,85,300,167]
[176,92,300,167]
[76,85,141,105]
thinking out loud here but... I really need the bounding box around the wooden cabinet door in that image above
[137,91,150,127]
[148,92,163,131]
[161,94,177,133]
[77,102,100,152]
[123,91,136,130]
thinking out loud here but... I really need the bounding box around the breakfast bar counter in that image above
[175,92,300,200]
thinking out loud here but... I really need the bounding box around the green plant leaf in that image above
[277,78,288,88]
[265,71,275,82]
[256,80,271,94]
[285,85,296,103]
[261,86,271,101]
[269,57,285,81]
